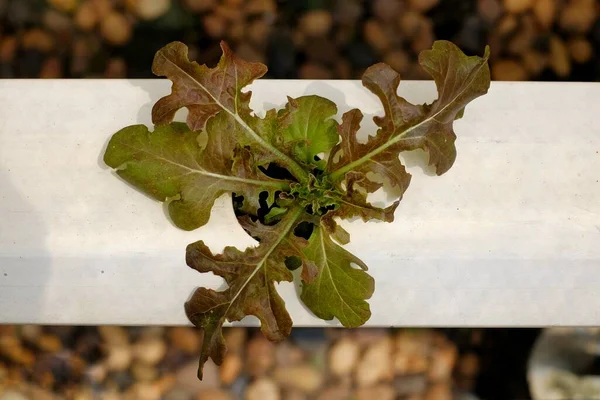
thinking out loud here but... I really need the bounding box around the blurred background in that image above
[1,0,599,399]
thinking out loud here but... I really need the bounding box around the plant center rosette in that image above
[103,40,490,379]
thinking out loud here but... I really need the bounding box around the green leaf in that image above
[277,95,339,167]
[103,121,289,231]
[151,41,309,182]
[300,224,374,327]
[328,41,490,183]
[184,208,315,378]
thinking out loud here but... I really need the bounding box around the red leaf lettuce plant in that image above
[103,40,490,379]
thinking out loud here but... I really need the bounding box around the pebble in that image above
[133,337,167,366]
[220,353,243,385]
[132,362,158,382]
[533,0,556,29]
[248,20,271,46]
[364,19,390,54]
[299,10,333,37]
[225,328,247,354]
[105,346,132,373]
[164,387,193,400]
[549,35,571,77]
[408,0,439,13]
[235,43,265,63]
[203,13,227,38]
[48,0,78,13]
[316,383,350,400]
[245,0,277,15]
[105,58,128,78]
[492,59,528,81]
[507,15,535,55]
[478,0,501,23]
[0,390,28,400]
[299,62,332,79]
[274,342,305,367]
[496,14,518,35]
[128,0,171,20]
[176,360,219,392]
[20,325,42,343]
[503,0,534,13]
[355,384,396,400]
[91,0,113,20]
[424,382,453,400]
[168,327,200,355]
[245,378,280,400]
[329,337,360,376]
[335,0,362,25]
[22,29,55,53]
[273,364,323,393]
[246,336,275,376]
[372,0,402,22]
[305,38,338,65]
[398,11,428,39]
[37,334,63,352]
[0,37,17,62]
[183,0,215,12]
[75,1,98,31]
[100,11,132,46]
[395,374,428,396]
[428,343,457,381]
[559,0,596,33]
[569,38,593,64]
[458,352,480,377]
[85,363,107,383]
[196,389,234,400]
[355,337,393,387]
[129,382,162,400]
[411,20,435,54]
[522,51,548,75]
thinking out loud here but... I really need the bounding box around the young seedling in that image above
[103,40,490,378]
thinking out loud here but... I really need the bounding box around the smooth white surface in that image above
[1,79,599,326]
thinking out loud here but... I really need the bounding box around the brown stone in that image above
[275,342,305,367]
[559,0,596,33]
[98,326,129,346]
[355,384,396,400]
[215,4,243,22]
[316,382,351,400]
[22,29,55,53]
[533,0,556,29]
[246,335,275,376]
[168,327,200,354]
[196,390,234,400]
[305,38,338,65]
[300,10,333,37]
[183,0,215,12]
[176,360,219,393]
[0,37,17,62]
[235,43,264,63]
[364,19,390,53]
[134,337,167,366]
[245,0,277,15]
[549,36,571,77]
[247,19,271,45]
[569,37,593,64]
[329,337,360,377]
[203,13,227,38]
[424,383,453,400]
[428,343,457,381]
[274,364,323,393]
[503,0,534,13]
[507,15,535,55]
[105,345,132,371]
[75,1,98,31]
[384,50,411,75]
[398,11,429,40]
[92,0,114,20]
[246,378,280,400]
[372,0,402,22]
[100,12,132,46]
[478,0,502,23]
[128,0,171,20]
[105,58,127,78]
[132,362,159,382]
[408,0,439,12]
[49,0,78,13]
[299,63,332,79]
[355,337,393,387]
[522,51,548,75]
[128,382,162,400]
[220,353,243,385]
[411,21,435,54]
[496,15,518,35]
[44,9,73,32]
[335,59,352,79]
[224,328,247,354]
[36,334,62,352]
[458,352,479,377]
